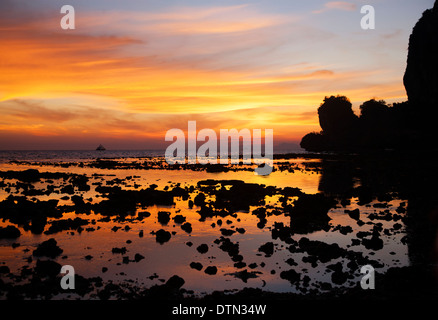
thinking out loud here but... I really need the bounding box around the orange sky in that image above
[0,1,427,150]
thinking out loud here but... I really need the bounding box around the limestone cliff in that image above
[403,1,438,111]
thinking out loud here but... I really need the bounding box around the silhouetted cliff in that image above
[403,1,438,113]
[301,1,438,152]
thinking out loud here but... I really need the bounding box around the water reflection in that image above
[0,154,436,299]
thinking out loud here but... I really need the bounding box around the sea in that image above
[0,146,306,164]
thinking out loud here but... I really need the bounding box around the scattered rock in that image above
[196,244,209,254]
[0,226,21,239]
[155,229,171,244]
[220,228,235,236]
[181,222,192,233]
[134,253,145,262]
[137,211,151,220]
[166,275,185,289]
[157,211,171,225]
[362,235,384,251]
[33,238,63,258]
[298,237,345,263]
[258,242,274,257]
[35,259,62,277]
[345,208,360,220]
[204,266,218,275]
[280,269,301,285]
[285,258,298,266]
[225,269,262,283]
[173,215,186,224]
[0,266,10,274]
[190,262,203,271]
[112,247,127,254]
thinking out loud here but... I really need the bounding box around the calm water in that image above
[0,150,164,163]
[0,151,410,299]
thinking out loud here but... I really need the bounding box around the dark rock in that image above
[157,211,171,225]
[190,262,203,271]
[85,255,93,260]
[280,269,300,284]
[137,211,151,220]
[332,224,353,235]
[181,222,192,233]
[298,237,345,263]
[225,269,261,283]
[351,239,361,246]
[0,266,10,274]
[271,222,291,241]
[356,231,372,238]
[220,228,235,236]
[258,242,274,257]
[44,217,89,235]
[204,266,218,275]
[30,216,47,234]
[35,259,61,277]
[134,253,145,262]
[331,270,348,285]
[0,226,21,239]
[155,229,171,244]
[33,238,63,258]
[112,247,127,254]
[231,254,243,262]
[173,215,186,224]
[393,223,403,230]
[196,244,209,254]
[285,258,298,266]
[288,194,336,234]
[194,193,206,207]
[166,275,185,289]
[362,235,384,251]
[216,237,240,257]
[346,208,360,220]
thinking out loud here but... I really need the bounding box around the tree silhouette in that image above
[358,99,390,148]
[317,95,358,150]
[300,1,438,152]
[300,131,327,152]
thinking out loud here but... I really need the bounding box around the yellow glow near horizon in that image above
[0,5,408,148]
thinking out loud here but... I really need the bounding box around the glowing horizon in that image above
[0,0,434,150]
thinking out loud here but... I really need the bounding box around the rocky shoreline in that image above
[0,153,437,301]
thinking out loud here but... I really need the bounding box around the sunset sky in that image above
[0,0,435,150]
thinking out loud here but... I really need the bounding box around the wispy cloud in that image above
[313,1,358,14]
[0,1,410,148]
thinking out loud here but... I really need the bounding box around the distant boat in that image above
[96,144,106,151]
